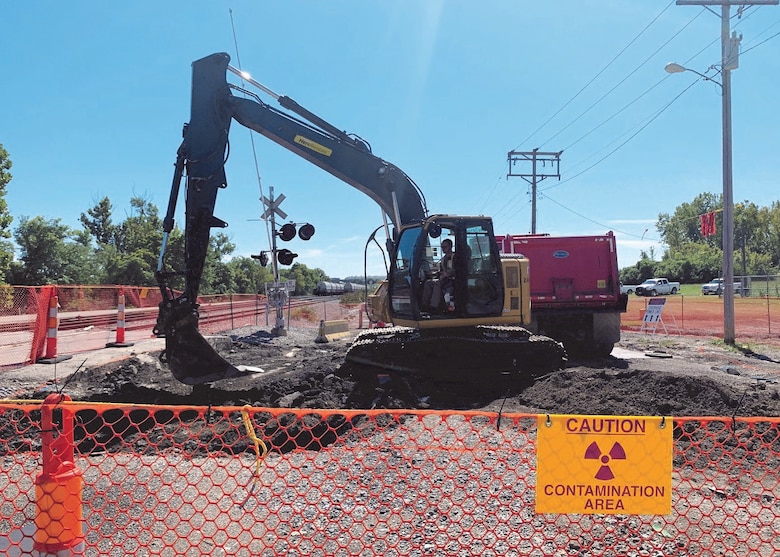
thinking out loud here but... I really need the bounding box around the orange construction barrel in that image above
[35,393,84,554]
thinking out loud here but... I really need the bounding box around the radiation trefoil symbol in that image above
[584,441,626,480]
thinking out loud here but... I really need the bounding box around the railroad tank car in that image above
[314,281,348,295]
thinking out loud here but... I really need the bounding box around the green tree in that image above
[657,192,720,250]
[280,262,327,295]
[11,216,79,285]
[62,228,101,284]
[619,249,657,284]
[654,243,722,283]
[226,256,274,294]
[100,196,164,286]
[199,232,236,294]
[734,201,761,277]
[0,144,14,281]
[80,197,117,245]
[755,202,780,269]
[654,194,780,281]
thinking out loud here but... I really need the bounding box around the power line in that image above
[539,9,704,150]
[742,27,780,53]
[511,0,676,152]
[490,5,701,225]
[542,78,700,193]
[540,191,659,242]
[483,6,778,232]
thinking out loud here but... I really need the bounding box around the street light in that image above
[664,63,715,81]
[665,60,735,344]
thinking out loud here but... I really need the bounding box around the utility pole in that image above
[675,0,777,345]
[507,149,562,233]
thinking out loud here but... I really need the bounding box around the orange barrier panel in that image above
[1,402,780,555]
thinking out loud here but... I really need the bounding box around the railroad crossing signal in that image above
[261,193,287,221]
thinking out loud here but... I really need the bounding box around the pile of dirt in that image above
[28,329,780,417]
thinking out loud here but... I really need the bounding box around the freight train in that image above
[313,281,368,296]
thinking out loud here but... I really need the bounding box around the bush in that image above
[291,306,318,322]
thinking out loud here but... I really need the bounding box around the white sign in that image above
[260,193,287,220]
[642,298,666,323]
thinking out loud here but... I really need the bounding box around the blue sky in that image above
[3,1,779,279]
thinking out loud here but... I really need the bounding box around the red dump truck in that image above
[496,232,628,358]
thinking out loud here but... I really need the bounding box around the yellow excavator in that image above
[154,53,565,385]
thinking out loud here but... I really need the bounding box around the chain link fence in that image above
[1,401,779,556]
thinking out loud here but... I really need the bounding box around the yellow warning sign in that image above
[536,415,672,515]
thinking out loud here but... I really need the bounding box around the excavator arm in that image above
[155,52,428,385]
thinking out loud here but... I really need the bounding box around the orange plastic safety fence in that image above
[0,285,361,370]
[0,286,51,369]
[1,402,779,556]
[623,295,780,343]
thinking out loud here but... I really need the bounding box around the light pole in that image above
[670,0,778,342]
[665,60,735,344]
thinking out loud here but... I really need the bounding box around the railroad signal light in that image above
[251,252,270,267]
[278,223,297,241]
[298,223,315,241]
[277,249,297,265]
[277,222,315,241]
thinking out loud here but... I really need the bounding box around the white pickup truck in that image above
[635,278,680,296]
[702,278,742,296]
[620,281,640,295]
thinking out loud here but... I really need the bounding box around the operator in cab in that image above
[423,238,455,311]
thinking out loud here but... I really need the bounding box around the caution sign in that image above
[642,297,666,323]
[536,415,672,515]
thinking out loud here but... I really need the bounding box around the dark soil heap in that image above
[27,330,780,417]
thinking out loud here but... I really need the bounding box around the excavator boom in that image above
[155,52,565,386]
[155,53,429,384]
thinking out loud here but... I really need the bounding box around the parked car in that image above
[635,278,680,296]
[702,278,742,296]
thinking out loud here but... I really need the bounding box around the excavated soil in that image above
[28,328,780,417]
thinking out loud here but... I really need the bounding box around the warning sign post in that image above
[639,297,679,335]
[536,414,672,515]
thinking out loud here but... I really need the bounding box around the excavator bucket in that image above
[158,307,254,385]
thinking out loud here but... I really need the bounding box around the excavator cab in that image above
[388,217,505,325]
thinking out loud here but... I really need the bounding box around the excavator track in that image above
[345,325,566,381]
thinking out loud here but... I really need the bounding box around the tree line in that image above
[0,144,329,295]
[619,192,780,285]
[1,144,777,290]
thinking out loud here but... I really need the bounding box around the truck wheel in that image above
[671,287,677,294]
[649,289,657,297]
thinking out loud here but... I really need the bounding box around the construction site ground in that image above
[6,327,780,418]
